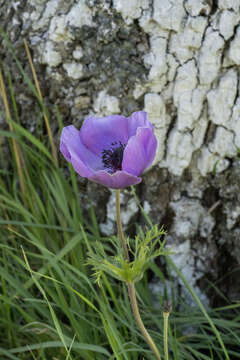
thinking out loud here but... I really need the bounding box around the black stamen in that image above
[102,141,126,173]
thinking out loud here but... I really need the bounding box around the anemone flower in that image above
[60,111,157,189]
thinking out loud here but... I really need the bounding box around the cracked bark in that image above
[1,0,240,305]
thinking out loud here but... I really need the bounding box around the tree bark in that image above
[1,0,240,305]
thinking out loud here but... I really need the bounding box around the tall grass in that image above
[0,35,240,359]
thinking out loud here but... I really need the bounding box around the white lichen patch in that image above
[219,10,239,40]
[93,91,120,115]
[199,29,225,85]
[166,53,179,82]
[170,16,207,63]
[73,46,84,60]
[164,57,207,171]
[144,36,168,92]
[113,0,149,24]
[228,26,240,65]
[46,1,92,44]
[209,127,236,158]
[173,60,198,105]
[207,69,238,127]
[224,204,240,230]
[197,146,230,176]
[165,129,194,176]
[63,62,84,80]
[230,98,240,148]
[183,16,208,48]
[29,0,48,5]
[185,0,212,16]
[100,191,138,235]
[170,34,193,64]
[66,1,93,28]
[168,239,210,306]
[140,8,169,35]
[31,0,59,30]
[153,0,186,32]
[144,93,169,128]
[27,0,94,72]
[49,15,73,43]
[121,197,138,226]
[40,41,62,67]
[170,197,215,239]
[192,112,209,150]
[174,61,206,131]
[149,279,173,308]
[133,83,146,99]
[218,0,240,12]
[144,93,171,163]
[143,200,151,215]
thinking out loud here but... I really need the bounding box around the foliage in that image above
[0,34,240,359]
[87,225,168,284]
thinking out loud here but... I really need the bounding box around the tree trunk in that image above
[1,0,240,305]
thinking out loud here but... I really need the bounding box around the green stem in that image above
[115,190,129,261]
[115,189,161,360]
[128,282,162,360]
[163,312,169,360]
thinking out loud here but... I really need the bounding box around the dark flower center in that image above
[102,141,126,173]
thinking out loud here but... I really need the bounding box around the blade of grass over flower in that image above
[99,311,125,360]
[89,205,101,238]
[0,348,19,360]
[7,70,20,123]
[167,256,230,360]
[0,67,26,204]
[18,232,84,292]
[184,346,212,360]
[23,39,58,166]
[47,269,93,360]
[26,347,38,360]
[0,31,38,97]
[100,284,131,360]
[18,225,134,359]
[11,121,53,161]
[8,341,110,356]
[131,186,153,227]
[21,252,100,314]
[0,32,56,162]
[20,248,111,356]
[215,302,240,312]
[0,129,20,139]
[55,105,84,224]
[0,219,75,231]
[22,247,74,360]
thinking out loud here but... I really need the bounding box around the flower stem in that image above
[115,190,129,261]
[128,282,162,360]
[163,311,169,360]
[115,189,161,360]
[162,301,171,360]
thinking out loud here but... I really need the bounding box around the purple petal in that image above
[122,127,157,176]
[127,111,154,138]
[60,141,71,162]
[89,170,142,189]
[80,115,129,156]
[60,125,103,177]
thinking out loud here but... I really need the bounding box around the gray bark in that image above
[1,0,240,305]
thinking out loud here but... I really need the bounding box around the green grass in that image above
[0,35,240,359]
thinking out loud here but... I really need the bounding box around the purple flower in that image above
[60,111,157,189]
